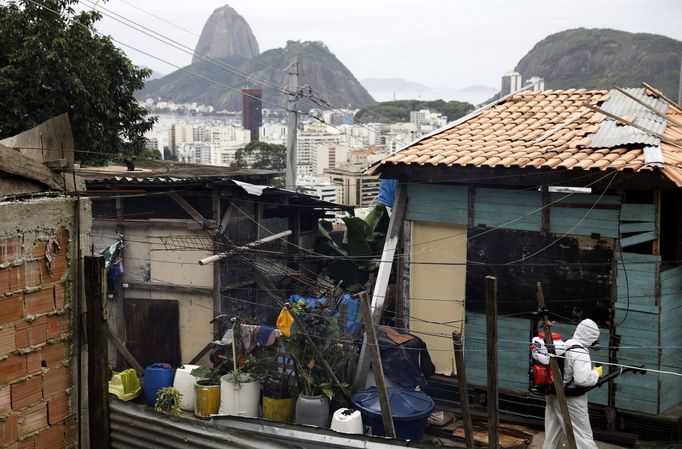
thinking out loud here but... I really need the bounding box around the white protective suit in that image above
[543,319,601,449]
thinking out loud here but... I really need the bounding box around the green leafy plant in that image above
[154,387,182,416]
[286,301,354,401]
[190,364,223,386]
[315,205,390,292]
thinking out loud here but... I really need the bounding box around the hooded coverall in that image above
[543,319,601,449]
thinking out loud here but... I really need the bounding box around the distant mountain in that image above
[139,41,374,111]
[515,28,682,97]
[361,78,497,105]
[192,5,259,64]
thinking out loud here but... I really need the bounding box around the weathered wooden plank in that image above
[614,309,658,331]
[476,188,542,207]
[0,143,64,190]
[616,397,658,414]
[550,192,621,205]
[661,264,682,280]
[620,203,655,222]
[619,221,656,233]
[620,231,657,248]
[550,207,621,222]
[406,184,468,225]
[618,252,661,263]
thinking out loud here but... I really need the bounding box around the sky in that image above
[92,0,682,90]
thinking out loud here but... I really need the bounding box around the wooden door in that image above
[124,299,181,368]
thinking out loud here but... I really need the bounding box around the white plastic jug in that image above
[331,408,363,434]
[173,364,200,411]
[219,373,260,418]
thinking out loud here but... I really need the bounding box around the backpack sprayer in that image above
[528,330,646,397]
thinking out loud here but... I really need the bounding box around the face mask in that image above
[590,341,601,352]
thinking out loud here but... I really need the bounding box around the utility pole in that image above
[286,57,299,191]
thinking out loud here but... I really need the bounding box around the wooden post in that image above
[353,184,406,391]
[212,189,221,335]
[452,332,474,449]
[359,292,396,439]
[537,282,578,449]
[84,256,110,449]
[485,276,499,449]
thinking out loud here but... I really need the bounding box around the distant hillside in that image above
[362,78,497,104]
[138,41,374,111]
[355,99,474,124]
[516,28,682,97]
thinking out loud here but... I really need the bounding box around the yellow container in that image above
[109,369,142,401]
[194,382,221,418]
[262,396,294,423]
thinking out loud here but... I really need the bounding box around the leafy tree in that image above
[234,141,286,170]
[0,0,155,165]
[356,99,474,123]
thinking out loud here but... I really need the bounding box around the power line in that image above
[81,0,291,97]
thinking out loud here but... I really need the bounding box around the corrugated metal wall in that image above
[109,401,292,449]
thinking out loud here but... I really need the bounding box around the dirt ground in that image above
[528,432,682,449]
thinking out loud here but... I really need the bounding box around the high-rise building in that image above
[501,71,523,97]
[241,88,263,142]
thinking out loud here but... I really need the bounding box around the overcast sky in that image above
[92,0,682,89]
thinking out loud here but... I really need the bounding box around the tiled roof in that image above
[374,87,682,186]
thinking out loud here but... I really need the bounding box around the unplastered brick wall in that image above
[0,224,77,449]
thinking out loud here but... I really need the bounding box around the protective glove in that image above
[592,365,603,377]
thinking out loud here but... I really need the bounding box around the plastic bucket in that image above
[195,382,221,418]
[173,365,200,411]
[219,374,260,417]
[143,363,174,406]
[262,396,294,423]
[351,387,434,440]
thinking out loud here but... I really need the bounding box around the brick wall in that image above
[0,226,77,449]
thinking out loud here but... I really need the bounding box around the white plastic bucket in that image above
[219,373,260,418]
[173,364,201,411]
[331,408,363,434]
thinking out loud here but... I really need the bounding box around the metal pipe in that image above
[198,230,292,265]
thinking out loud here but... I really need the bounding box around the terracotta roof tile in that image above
[374,88,682,186]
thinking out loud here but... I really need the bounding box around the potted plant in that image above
[260,347,297,423]
[287,303,352,428]
[154,386,182,416]
[191,365,222,418]
[218,355,262,418]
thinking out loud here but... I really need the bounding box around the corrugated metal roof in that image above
[587,120,661,148]
[110,400,295,449]
[586,88,668,150]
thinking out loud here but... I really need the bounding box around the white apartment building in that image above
[297,176,339,203]
[296,132,341,166]
[409,109,448,132]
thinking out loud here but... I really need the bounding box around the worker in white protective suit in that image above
[543,319,603,449]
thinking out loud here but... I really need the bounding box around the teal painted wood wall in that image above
[405,184,682,415]
[660,265,682,412]
[463,313,609,406]
[406,184,621,237]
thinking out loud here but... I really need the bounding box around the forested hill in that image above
[515,28,682,97]
[355,99,474,124]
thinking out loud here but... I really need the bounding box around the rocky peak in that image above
[192,4,259,64]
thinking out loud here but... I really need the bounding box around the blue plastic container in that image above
[143,363,174,406]
[351,387,435,440]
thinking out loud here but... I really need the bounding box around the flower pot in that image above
[262,396,294,423]
[194,381,220,418]
[295,394,330,428]
[219,373,260,418]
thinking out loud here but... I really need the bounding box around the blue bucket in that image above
[143,363,174,406]
[351,387,435,440]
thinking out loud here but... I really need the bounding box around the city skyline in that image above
[92,0,682,90]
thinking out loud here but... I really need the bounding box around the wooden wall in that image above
[405,183,681,415]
